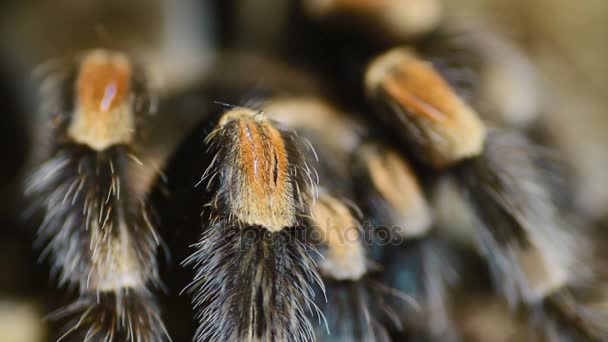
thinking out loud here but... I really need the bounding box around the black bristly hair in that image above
[184,222,324,342]
[27,145,161,291]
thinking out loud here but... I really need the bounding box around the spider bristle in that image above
[27,145,161,291]
[182,105,323,341]
[184,222,323,342]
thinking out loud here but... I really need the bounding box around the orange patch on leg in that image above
[68,50,136,151]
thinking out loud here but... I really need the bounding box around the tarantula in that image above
[23,0,608,341]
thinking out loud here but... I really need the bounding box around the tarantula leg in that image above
[26,49,169,341]
[308,191,414,341]
[365,47,487,168]
[348,143,455,340]
[184,107,323,342]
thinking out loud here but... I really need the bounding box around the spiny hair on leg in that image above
[26,48,168,341]
[27,145,161,291]
[28,48,160,291]
[183,221,324,342]
[315,279,416,342]
[26,144,169,340]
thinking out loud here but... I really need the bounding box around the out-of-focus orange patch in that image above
[366,47,486,167]
[382,58,452,124]
[68,50,137,151]
[77,51,132,114]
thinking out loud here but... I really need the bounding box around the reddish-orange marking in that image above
[237,120,289,203]
[77,54,132,115]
